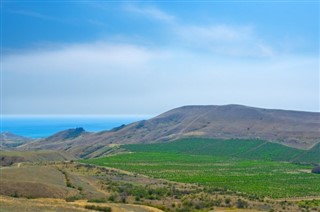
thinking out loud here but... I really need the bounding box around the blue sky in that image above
[2,1,319,115]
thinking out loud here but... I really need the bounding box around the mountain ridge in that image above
[20,105,320,157]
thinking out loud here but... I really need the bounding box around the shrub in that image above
[135,196,140,201]
[311,166,320,174]
[108,194,116,202]
[11,192,19,198]
[65,195,81,202]
[88,198,107,203]
[225,197,231,204]
[236,199,248,208]
[84,205,112,212]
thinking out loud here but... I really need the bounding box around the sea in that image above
[1,115,150,138]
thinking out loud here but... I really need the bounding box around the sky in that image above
[1,1,319,116]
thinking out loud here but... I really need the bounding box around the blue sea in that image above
[1,116,149,138]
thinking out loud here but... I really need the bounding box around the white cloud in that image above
[174,24,275,57]
[3,42,169,75]
[2,41,319,114]
[3,6,318,115]
[124,5,275,57]
[177,25,252,42]
[124,5,174,22]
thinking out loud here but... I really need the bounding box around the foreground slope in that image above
[0,166,78,198]
[22,105,320,157]
[0,195,163,212]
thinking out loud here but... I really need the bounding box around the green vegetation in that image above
[84,205,112,212]
[82,138,320,199]
[312,166,320,174]
[298,199,320,210]
[294,143,320,164]
[122,138,319,164]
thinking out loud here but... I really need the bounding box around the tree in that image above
[311,166,320,174]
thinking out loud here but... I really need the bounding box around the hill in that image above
[0,151,76,166]
[20,127,89,151]
[21,105,320,157]
[45,127,88,142]
[0,132,33,149]
[0,166,78,199]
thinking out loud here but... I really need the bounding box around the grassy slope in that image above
[0,151,76,166]
[0,164,107,200]
[0,166,78,198]
[294,143,320,164]
[122,138,318,164]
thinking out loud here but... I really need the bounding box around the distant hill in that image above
[45,127,87,142]
[20,127,89,151]
[21,105,320,157]
[0,132,33,149]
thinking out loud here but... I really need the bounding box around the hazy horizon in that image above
[2,103,320,117]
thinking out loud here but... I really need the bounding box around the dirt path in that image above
[72,200,163,212]
[178,110,213,135]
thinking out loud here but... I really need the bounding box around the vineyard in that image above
[82,139,320,199]
[122,138,319,164]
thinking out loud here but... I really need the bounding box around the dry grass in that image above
[0,150,76,166]
[0,195,163,212]
[0,166,78,198]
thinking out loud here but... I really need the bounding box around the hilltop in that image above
[21,105,320,157]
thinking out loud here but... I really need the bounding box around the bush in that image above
[84,205,112,212]
[236,199,248,208]
[225,197,231,204]
[135,196,140,201]
[108,194,116,202]
[311,166,320,174]
[11,192,19,198]
[65,195,81,202]
[88,198,107,203]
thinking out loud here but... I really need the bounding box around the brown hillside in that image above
[21,105,320,157]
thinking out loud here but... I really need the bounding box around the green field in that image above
[122,138,319,164]
[82,138,320,199]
